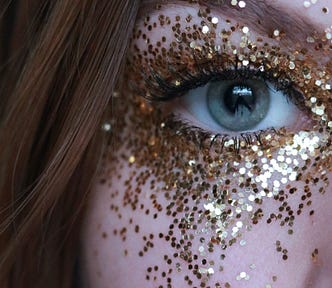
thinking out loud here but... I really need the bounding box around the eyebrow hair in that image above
[202,0,320,44]
[139,0,324,49]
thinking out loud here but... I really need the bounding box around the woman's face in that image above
[82,0,332,287]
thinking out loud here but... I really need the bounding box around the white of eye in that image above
[174,80,299,134]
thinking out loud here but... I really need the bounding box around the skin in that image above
[81,1,332,287]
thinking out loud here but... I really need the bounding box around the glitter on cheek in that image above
[91,84,332,287]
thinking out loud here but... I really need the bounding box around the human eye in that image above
[160,69,306,138]
[177,76,300,133]
[129,2,330,152]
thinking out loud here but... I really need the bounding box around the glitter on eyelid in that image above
[211,17,219,24]
[202,25,210,34]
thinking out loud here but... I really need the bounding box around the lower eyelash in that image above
[164,114,280,153]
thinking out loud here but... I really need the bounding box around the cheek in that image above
[82,155,332,288]
[81,73,332,287]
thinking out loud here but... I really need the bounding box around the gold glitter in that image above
[211,17,219,24]
[311,248,319,263]
[128,155,136,164]
[273,29,280,37]
[101,122,112,132]
[202,25,209,34]
[242,26,249,34]
[289,61,295,69]
[242,59,249,66]
[303,1,311,8]
[306,36,315,43]
[102,1,332,287]
[236,271,250,281]
[175,80,181,86]
[238,1,246,8]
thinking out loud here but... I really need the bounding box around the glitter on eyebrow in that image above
[242,26,249,34]
[238,1,246,8]
[273,29,280,37]
[306,36,315,43]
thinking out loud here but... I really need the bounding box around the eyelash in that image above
[143,57,304,107]
[164,116,281,152]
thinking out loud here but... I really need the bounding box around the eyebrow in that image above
[140,0,324,49]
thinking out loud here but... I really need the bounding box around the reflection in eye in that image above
[175,75,300,133]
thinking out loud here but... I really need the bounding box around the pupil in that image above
[224,84,255,115]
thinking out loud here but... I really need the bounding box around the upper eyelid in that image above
[130,2,332,112]
[131,4,332,99]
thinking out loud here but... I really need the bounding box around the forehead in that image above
[140,0,332,28]
[135,0,332,57]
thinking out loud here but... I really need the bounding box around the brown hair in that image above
[0,1,140,287]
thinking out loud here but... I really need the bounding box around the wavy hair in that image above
[0,1,140,287]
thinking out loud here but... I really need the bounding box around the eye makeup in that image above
[96,1,332,287]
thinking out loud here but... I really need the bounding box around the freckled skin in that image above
[81,1,332,287]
